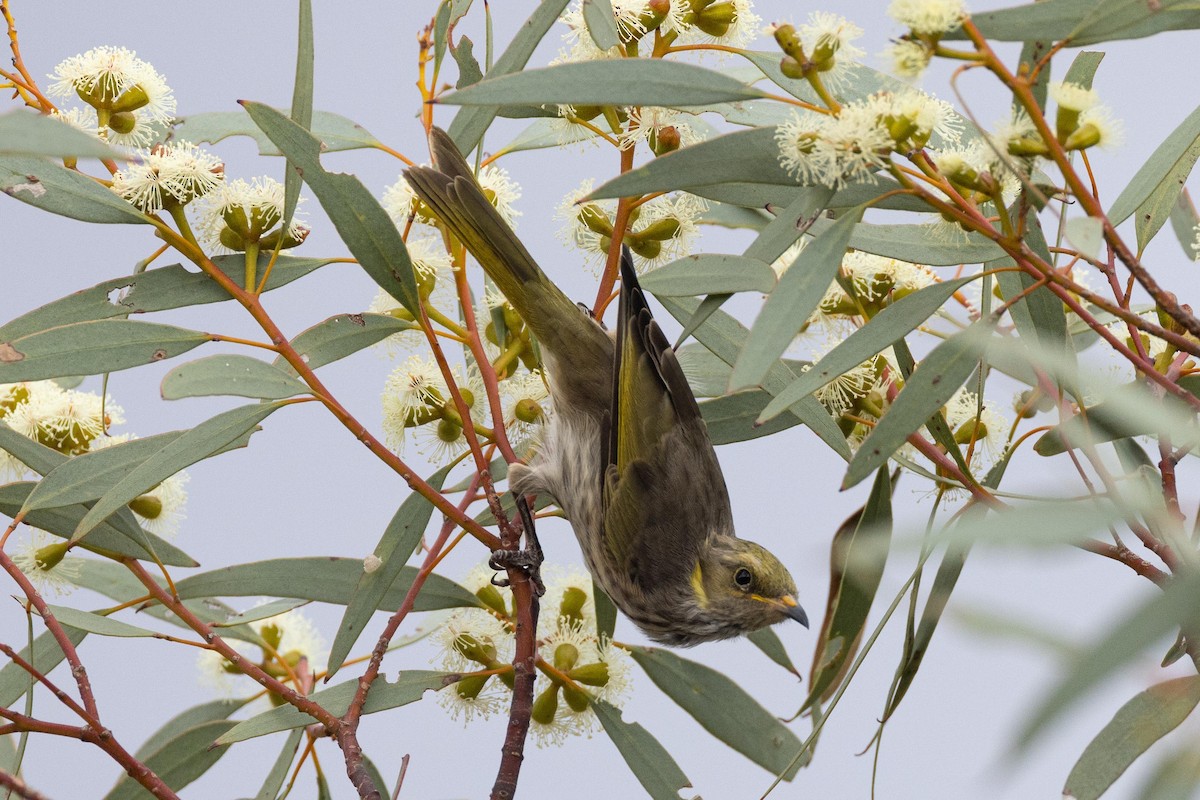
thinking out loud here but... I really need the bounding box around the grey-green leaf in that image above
[0,628,87,708]
[700,389,803,444]
[0,320,209,382]
[1108,104,1200,253]
[174,557,481,611]
[171,109,382,154]
[217,672,452,744]
[730,206,864,391]
[641,254,775,296]
[581,0,620,49]
[0,110,121,159]
[592,700,696,800]
[327,466,451,677]
[0,155,149,225]
[746,627,799,676]
[943,0,1200,44]
[253,729,304,800]
[1064,677,1200,800]
[104,720,236,800]
[1169,187,1200,260]
[42,606,159,638]
[844,322,993,489]
[241,102,420,319]
[134,699,251,761]
[72,402,285,540]
[442,59,765,108]
[275,313,416,375]
[161,354,309,400]
[758,275,981,424]
[23,432,187,512]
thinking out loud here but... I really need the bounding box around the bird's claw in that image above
[488,494,546,596]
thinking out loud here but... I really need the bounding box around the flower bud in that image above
[650,125,682,156]
[953,418,988,446]
[773,24,805,60]
[635,217,682,242]
[436,416,464,444]
[110,85,151,114]
[452,633,496,665]
[259,623,284,651]
[128,493,163,519]
[475,583,509,616]
[514,398,544,424]
[779,56,808,80]
[578,204,614,237]
[107,111,138,134]
[553,643,580,673]
[558,586,587,625]
[628,237,662,260]
[32,541,70,572]
[695,2,735,37]
[531,684,559,724]
[1062,122,1100,151]
[454,673,491,700]
[562,682,591,712]
[258,223,311,251]
[567,662,610,687]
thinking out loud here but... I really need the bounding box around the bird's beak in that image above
[778,594,809,628]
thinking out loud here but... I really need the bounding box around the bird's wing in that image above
[602,251,734,590]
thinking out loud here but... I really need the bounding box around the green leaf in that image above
[275,313,416,375]
[758,276,980,424]
[839,220,1005,266]
[804,468,893,712]
[742,187,833,264]
[172,109,382,154]
[746,627,799,675]
[241,102,420,319]
[72,402,285,540]
[699,202,771,231]
[700,389,803,444]
[252,729,304,800]
[730,206,864,390]
[1065,216,1104,260]
[641,254,775,296]
[327,466,452,677]
[23,432,186,512]
[1064,677,1200,800]
[0,110,121,159]
[0,155,149,224]
[1018,571,1200,748]
[631,647,803,777]
[1169,187,1200,260]
[174,557,481,611]
[283,0,315,231]
[452,36,484,89]
[210,598,310,627]
[443,59,765,108]
[104,720,236,800]
[0,482,197,567]
[660,296,850,458]
[0,258,334,344]
[217,672,452,744]
[843,323,992,489]
[0,628,87,708]
[0,319,210,382]
[1133,747,1200,800]
[1035,381,1200,456]
[42,605,159,638]
[133,699,250,761]
[592,700,695,800]
[581,0,620,49]
[447,0,572,154]
[943,0,1200,44]
[161,354,309,400]
[595,582,617,641]
[1108,104,1200,254]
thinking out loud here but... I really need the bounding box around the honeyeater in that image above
[405,128,807,646]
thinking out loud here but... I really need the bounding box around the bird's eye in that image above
[734,568,753,590]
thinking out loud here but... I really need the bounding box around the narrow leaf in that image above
[0,320,209,382]
[133,699,250,760]
[0,155,149,225]
[0,110,121,159]
[161,354,308,400]
[0,628,87,708]
[640,254,775,296]
[581,0,620,49]
[592,700,695,800]
[42,606,158,638]
[1169,187,1200,260]
[172,109,382,154]
[253,729,304,800]
[275,313,416,375]
[746,627,799,676]
[103,721,236,800]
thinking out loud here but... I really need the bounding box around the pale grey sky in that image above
[2,2,1198,798]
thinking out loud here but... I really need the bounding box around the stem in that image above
[593,147,637,316]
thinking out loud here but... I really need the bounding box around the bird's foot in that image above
[488,494,545,597]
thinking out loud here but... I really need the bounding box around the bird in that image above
[404,128,807,646]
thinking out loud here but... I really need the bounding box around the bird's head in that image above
[690,539,807,637]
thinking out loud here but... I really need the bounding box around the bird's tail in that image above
[403,129,608,367]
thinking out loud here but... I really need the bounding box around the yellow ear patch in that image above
[690,562,708,608]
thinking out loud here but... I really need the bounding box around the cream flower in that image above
[194,176,310,254]
[888,0,968,36]
[48,46,175,147]
[12,531,80,597]
[111,141,223,213]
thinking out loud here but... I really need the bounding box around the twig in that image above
[593,146,636,316]
[0,770,53,800]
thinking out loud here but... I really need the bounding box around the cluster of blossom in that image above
[2,381,188,594]
[556,0,761,64]
[434,564,632,746]
[198,608,326,701]
[884,0,969,78]
[50,47,310,257]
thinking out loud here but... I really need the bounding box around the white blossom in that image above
[12,531,80,597]
[888,0,968,36]
[111,141,223,213]
[48,46,175,147]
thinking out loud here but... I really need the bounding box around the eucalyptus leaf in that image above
[0,155,149,225]
[1064,677,1200,800]
[0,110,121,159]
[161,354,309,400]
[700,389,803,444]
[742,188,833,264]
[217,672,452,744]
[581,0,620,49]
[641,254,775,296]
[592,700,696,800]
[252,729,304,800]
[942,0,1200,44]
[275,313,416,375]
[746,627,799,675]
[132,699,250,761]
[1169,187,1200,260]
[0,628,88,708]
[103,721,236,800]
[174,557,481,611]
[0,320,210,382]
[242,102,421,320]
[171,109,382,154]
[42,606,159,639]
[442,59,765,108]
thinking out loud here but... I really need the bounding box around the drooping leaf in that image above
[274,313,416,375]
[741,187,833,264]
[844,322,993,489]
[252,729,304,800]
[72,402,285,540]
[631,647,804,777]
[161,354,309,400]
[210,598,310,627]
[23,432,187,512]
[327,466,452,677]
[0,155,149,224]
[217,672,452,744]
[758,276,981,423]
[0,110,122,159]
[1108,104,1200,253]
[592,700,696,800]
[700,389,804,444]
[41,606,159,638]
[133,699,251,761]
[595,582,617,641]
[839,219,1005,266]
[171,109,382,154]
[174,557,481,611]
[804,468,893,711]
[1064,677,1200,800]
[730,206,864,391]
[442,59,765,109]
[241,102,420,319]
[103,721,236,800]
[0,258,334,343]
[283,0,315,230]
[0,320,210,382]
[0,628,88,708]
[746,627,799,676]
[581,0,620,49]
[942,0,1200,44]
[447,0,572,154]
[640,254,775,296]
[1169,187,1200,260]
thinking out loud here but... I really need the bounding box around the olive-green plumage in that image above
[405,128,807,645]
